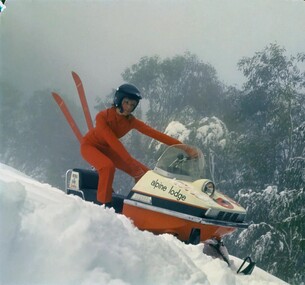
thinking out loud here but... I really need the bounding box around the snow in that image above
[196,117,228,150]
[164,121,191,142]
[0,163,288,285]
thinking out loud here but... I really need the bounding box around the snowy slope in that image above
[0,163,288,285]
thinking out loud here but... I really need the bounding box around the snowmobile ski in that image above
[203,238,256,275]
[236,256,256,275]
[71,71,94,131]
[51,92,83,143]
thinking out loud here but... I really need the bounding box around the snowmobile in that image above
[52,71,256,275]
[66,144,249,240]
[65,145,255,275]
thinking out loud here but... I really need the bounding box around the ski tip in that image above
[51,92,62,103]
[71,71,80,80]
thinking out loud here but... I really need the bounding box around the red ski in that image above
[71,71,94,130]
[52,92,83,143]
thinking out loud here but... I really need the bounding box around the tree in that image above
[0,82,23,164]
[12,90,87,187]
[231,43,305,188]
[225,186,305,284]
[121,52,225,129]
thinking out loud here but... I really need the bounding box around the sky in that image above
[0,162,288,285]
[1,0,305,111]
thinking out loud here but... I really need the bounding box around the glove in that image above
[186,146,199,158]
[178,144,199,158]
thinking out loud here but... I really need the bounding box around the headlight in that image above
[202,180,215,197]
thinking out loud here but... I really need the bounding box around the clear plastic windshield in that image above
[154,145,205,181]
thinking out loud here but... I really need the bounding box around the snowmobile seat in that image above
[110,193,125,213]
[72,168,99,189]
[66,168,125,213]
[66,168,99,203]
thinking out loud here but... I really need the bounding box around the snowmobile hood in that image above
[132,170,246,214]
[128,145,247,225]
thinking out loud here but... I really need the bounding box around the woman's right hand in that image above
[178,144,200,159]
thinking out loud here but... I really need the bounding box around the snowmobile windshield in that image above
[154,145,206,182]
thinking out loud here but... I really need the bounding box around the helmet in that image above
[114,84,142,110]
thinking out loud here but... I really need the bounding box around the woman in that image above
[80,83,196,206]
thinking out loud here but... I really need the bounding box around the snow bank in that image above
[0,163,288,285]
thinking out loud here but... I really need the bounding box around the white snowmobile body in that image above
[66,145,248,244]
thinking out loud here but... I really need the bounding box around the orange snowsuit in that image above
[80,107,182,204]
